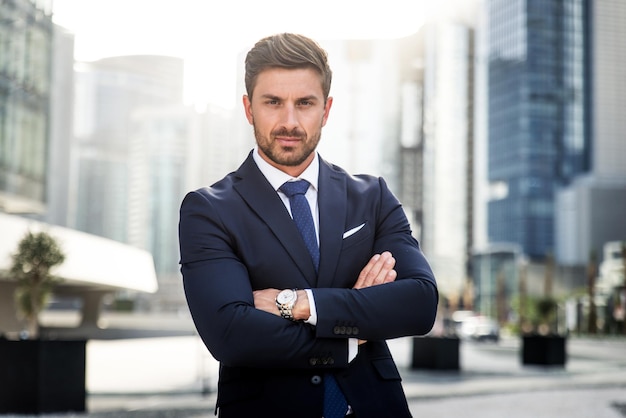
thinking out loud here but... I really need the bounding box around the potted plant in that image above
[0,231,87,414]
[411,295,460,371]
[520,253,567,366]
[10,230,65,339]
[521,296,566,366]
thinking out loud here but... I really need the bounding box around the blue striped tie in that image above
[279,180,348,417]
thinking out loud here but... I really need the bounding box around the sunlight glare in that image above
[52,0,448,108]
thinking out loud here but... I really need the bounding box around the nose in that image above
[279,104,299,130]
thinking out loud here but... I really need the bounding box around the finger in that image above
[384,268,397,283]
[355,252,395,289]
[353,254,381,289]
[372,253,396,285]
[355,253,389,288]
[363,253,391,287]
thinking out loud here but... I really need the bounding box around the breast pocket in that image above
[341,222,372,250]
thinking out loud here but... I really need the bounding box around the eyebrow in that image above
[258,94,320,102]
[297,95,319,102]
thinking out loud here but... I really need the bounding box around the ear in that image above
[321,96,333,127]
[243,95,253,125]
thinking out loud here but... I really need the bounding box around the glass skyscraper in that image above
[487,0,589,259]
[0,0,53,214]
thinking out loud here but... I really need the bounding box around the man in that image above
[179,33,438,418]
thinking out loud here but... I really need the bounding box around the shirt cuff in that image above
[348,338,358,362]
[304,289,317,325]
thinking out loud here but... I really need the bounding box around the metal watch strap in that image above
[277,304,294,320]
[276,289,297,320]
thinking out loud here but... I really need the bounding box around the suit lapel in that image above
[317,158,347,288]
[233,153,318,287]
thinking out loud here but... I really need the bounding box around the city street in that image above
[3,1,625,417]
[3,321,624,418]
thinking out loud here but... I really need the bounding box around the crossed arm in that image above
[180,184,437,368]
[253,251,398,321]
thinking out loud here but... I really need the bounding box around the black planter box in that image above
[0,339,87,414]
[521,335,567,366]
[411,336,460,370]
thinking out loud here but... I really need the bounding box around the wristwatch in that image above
[276,289,298,320]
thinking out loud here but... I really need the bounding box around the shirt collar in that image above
[252,146,319,192]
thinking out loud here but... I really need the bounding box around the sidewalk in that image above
[401,337,626,417]
[409,388,626,418]
[3,329,626,417]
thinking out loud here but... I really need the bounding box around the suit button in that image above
[339,326,347,334]
[352,327,359,334]
[311,375,322,385]
[309,358,318,366]
[333,326,341,334]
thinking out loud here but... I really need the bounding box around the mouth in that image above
[276,136,302,146]
[273,130,305,147]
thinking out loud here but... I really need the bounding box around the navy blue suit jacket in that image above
[179,151,438,417]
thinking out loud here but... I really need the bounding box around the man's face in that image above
[243,67,333,177]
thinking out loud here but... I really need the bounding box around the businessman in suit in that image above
[179,33,438,417]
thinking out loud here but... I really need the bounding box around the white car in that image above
[458,314,500,342]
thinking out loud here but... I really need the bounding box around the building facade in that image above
[486,0,590,260]
[555,0,626,266]
[397,19,476,296]
[71,56,185,243]
[0,2,159,334]
[128,104,235,310]
[0,0,54,214]
[46,24,75,227]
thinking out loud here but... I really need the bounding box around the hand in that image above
[353,251,397,290]
[253,289,310,321]
[253,288,280,316]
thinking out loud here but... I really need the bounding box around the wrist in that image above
[292,290,310,321]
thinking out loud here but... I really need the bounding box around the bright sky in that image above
[52,0,453,108]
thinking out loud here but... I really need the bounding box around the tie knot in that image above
[280,180,310,197]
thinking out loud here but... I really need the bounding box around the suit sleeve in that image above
[313,177,438,341]
[179,190,349,369]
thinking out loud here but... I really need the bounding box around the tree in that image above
[9,231,65,339]
[537,252,558,335]
[587,250,597,334]
[622,242,626,335]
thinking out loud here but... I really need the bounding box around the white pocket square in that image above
[343,223,366,239]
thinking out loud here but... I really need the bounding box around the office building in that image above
[46,24,75,227]
[71,56,185,243]
[397,17,476,296]
[0,1,157,334]
[486,0,589,260]
[128,104,235,310]
[0,0,53,214]
[555,0,626,266]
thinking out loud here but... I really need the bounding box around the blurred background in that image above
[1,0,625,414]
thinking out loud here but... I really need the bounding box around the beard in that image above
[254,125,321,167]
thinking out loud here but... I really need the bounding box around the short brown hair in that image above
[244,33,332,100]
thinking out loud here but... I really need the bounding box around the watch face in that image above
[277,289,295,304]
